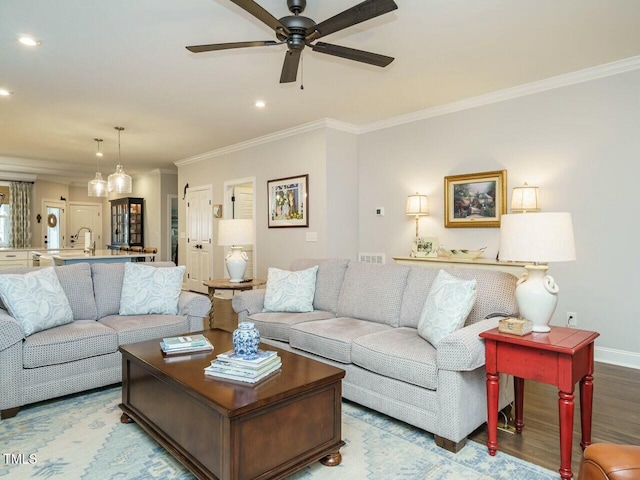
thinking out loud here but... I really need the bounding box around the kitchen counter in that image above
[35,249,156,266]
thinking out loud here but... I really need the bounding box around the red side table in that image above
[480,326,599,480]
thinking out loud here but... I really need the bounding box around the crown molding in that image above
[360,55,640,133]
[0,171,37,182]
[174,118,359,167]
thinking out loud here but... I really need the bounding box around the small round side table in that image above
[202,278,266,329]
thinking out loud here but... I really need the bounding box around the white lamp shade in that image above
[218,219,254,246]
[107,165,132,194]
[406,194,429,216]
[511,185,540,212]
[88,172,108,197]
[499,212,576,263]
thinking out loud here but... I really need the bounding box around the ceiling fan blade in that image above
[280,50,301,83]
[307,0,397,41]
[186,40,279,53]
[230,0,290,35]
[311,42,393,67]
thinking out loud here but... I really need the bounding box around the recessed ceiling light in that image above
[19,36,41,47]
[0,89,12,96]
[255,100,266,108]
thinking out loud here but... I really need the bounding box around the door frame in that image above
[167,194,178,264]
[223,176,257,278]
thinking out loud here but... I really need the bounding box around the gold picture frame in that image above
[444,170,507,228]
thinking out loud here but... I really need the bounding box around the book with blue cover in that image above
[216,349,277,366]
[162,334,208,350]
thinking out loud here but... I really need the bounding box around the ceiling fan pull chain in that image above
[300,52,304,90]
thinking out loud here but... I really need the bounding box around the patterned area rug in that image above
[1,386,556,479]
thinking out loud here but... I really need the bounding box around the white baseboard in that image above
[595,346,640,370]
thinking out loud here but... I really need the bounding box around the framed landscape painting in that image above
[444,170,507,228]
[268,174,309,228]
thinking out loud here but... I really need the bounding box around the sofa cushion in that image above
[100,314,189,345]
[290,258,349,313]
[290,317,392,363]
[263,266,318,313]
[92,262,177,318]
[417,270,477,347]
[119,263,186,315]
[352,327,438,390]
[400,267,518,328]
[248,310,335,342]
[336,262,410,326]
[23,320,118,368]
[0,267,74,337]
[52,263,99,320]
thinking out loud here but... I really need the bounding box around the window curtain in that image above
[9,181,32,248]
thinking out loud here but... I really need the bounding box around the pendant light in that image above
[88,138,108,197]
[108,126,132,194]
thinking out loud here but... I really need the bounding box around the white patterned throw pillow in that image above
[263,266,319,313]
[0,267,74,337]
[417,269,477,347]
[119,263,186,315]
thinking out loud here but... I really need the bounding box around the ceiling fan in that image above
[186,0,398,83]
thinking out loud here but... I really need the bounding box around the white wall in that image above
[358,69,640,366]
[177,125,361,280]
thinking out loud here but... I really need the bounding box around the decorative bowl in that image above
[438,247,487,260]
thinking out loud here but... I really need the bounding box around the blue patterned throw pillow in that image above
[0,267,74,337]
[119,263,186,315]
[417,269,477,347]
[263,266,319,313]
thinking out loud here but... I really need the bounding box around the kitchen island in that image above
[35,249,155,266]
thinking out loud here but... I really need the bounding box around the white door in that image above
[68,203,102,249]
[185,187,213,293]
[228,184,255,278]
[42,199,66,249]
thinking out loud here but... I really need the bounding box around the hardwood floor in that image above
[209,305,640,475]
[469,361,640,475]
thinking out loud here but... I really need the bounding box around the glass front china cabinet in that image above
[109,197,144,247]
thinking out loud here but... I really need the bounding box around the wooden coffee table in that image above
[119,329,345,480]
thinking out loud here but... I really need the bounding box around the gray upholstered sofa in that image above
[232,258,518,451]
[0,261,210,419]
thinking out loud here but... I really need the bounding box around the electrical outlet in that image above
[566,312,578,327]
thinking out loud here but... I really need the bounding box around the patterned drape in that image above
[9,181,32,248]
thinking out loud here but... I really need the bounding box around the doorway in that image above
[42,199,66,249]
[185,186,213,293]
[68,202,102,249]
[167,195,178,264]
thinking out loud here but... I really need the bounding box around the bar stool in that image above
[143,247,157,262]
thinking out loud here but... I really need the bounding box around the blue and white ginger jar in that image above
[232,322,260,357]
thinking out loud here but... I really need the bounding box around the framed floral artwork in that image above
[444,170,507,228]
[267,174,309,228]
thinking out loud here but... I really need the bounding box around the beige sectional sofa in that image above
[232,258,518,451]
[0,261,210,419]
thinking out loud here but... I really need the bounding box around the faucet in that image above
[73,226,94,253]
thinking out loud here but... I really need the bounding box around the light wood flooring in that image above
[210,301,640,476]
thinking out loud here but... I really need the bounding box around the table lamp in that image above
[218,219,254,282]
[499,212,576,332]
[406,193,429,238]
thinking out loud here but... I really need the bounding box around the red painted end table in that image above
[480,326,599,480]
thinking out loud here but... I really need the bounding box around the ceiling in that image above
[2,0,640,184]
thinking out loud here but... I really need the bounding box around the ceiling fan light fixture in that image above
[108,127,132,194]
[88,138,108,197]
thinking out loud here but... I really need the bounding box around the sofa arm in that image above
[0,309,25,352]
[436,317,502,371]
[178,291,211,319]
[232,289,266,317]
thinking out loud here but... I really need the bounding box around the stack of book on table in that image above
[204,349,281,384]
[160,334,213,355]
